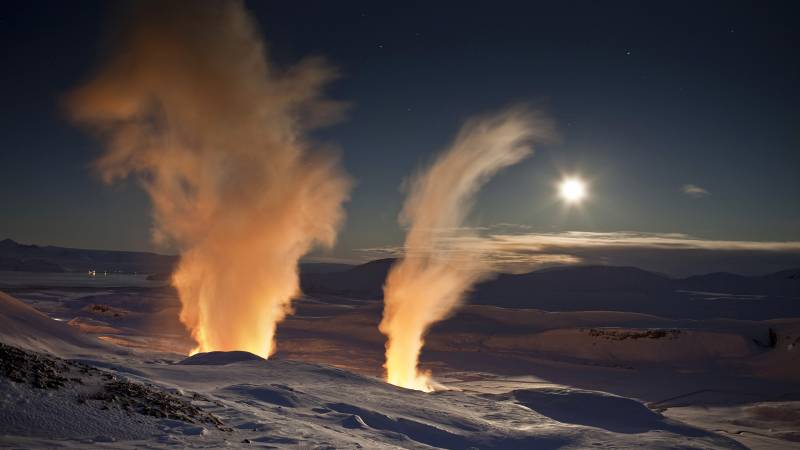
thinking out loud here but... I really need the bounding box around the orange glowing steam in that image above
[380,108,553,391]
[66,1,351,358]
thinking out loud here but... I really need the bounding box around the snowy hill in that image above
[0,292,111,356]
[0,343,747,449]
[0,288,763,449]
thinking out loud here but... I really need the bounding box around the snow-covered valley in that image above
[1,273,799,449]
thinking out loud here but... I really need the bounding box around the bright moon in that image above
[559,177,587,203]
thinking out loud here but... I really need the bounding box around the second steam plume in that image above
[380,108,553,391]
[66,1,351,358]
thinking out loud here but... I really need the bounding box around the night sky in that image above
[1,1,798,274]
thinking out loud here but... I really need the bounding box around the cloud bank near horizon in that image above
[354,229,800,277]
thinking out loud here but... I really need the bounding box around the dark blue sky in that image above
[1,1,798,269]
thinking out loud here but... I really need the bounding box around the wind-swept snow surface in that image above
[0,292,111,356]
[2,274,800,449]
[0,289,753,449]
[0,344,745,449]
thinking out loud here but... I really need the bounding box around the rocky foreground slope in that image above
[0,341,747,449]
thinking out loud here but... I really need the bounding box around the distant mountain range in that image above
[2,239,798,319]
[0,239,363,276]
[301,258,800,297]
[301,258,800,320]
[0,239,177,274]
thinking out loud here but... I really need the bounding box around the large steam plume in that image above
[379,108,553,391]
[67,1,351,358]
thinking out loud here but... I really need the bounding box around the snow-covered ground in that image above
[1,275,799,449]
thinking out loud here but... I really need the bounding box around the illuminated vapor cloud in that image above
[67,0,351,358]
[379,108,554,391]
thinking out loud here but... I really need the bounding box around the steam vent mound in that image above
[179,351,266,366]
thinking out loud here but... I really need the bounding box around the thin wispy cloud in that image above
[488,231,800,252]
[356,230,800,276]
[682,184,710,197]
